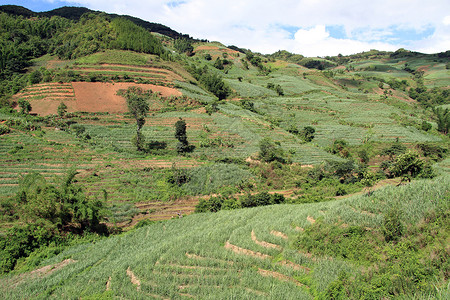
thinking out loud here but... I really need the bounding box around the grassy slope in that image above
[0,176,448,299]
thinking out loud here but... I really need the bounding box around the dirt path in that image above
[258,268,309,288]
[224,241,272,260]
[126,267,141,291]
[251,230,282,250]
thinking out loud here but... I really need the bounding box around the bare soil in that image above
[17,82,182,116]
[251,230,282,250]
[126,267,141,291]
[224,241,272,260]
[270,230,288,240]
[258,268,309,288]
[71,82,181,114]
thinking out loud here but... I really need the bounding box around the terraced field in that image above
[1,176,447,299]
[71,63,186,83]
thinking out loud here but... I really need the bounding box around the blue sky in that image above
[1,0,449,56]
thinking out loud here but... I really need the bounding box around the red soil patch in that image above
[71,82,181,114]
[19,82,182,116]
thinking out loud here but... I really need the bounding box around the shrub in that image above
[258,137,285,163]
[300,126,315,142]
[0,124,10,135]
[382,208,404,243]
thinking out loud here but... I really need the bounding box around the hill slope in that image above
[0,6,449,299]
[0,177,448,299]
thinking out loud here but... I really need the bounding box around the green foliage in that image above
[195,192,286,213]
[421,120,432,131]
[120,87,150,151]
[57,101,67,117]
[267,82,284,95]
[28,69,42,84]
[258,137,285,163]
[434,107,449,134]
[200,71,230,100]
[381,141,407,159]
[0,170,105,273]
[181,163,253,195]
[300,126,315,142]
[213,57,224,70]
[131,132,146,152]
[110,17,166,56]
[382,208,404,243]
[173,38,193,54]
[17,98,31,114]
[174,118,194,154]
[389,151,426,180]
[0,124,10,135]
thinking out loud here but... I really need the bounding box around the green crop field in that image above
[1,176,448,299]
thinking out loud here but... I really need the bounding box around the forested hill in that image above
[0,5,189,40]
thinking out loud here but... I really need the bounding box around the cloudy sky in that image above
[3,0,450,56]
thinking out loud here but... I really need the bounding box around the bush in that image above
[258,137,285,163]
[0,124,10,135]
[300,126,315,142]
[382,208,404,243]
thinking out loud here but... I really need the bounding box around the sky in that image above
[2,0,450,57]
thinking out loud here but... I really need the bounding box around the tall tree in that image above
[121,87,150,151]
[175,118,192,154]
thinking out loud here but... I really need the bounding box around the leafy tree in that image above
[258,137,284,163]
[213,57,224,70]
[175,118,193,154]
[121,87,150,151]
[29,69,42,84]
[381,141,407,160]
[173,38,193,54]
[434,108,449,134]
[18,99,31,114]
[389,151,425,181]
[57,102,67,117]
[382,208,404,243]
[300,126,315,142]
[199,72,230,100]
[361,170,377,195]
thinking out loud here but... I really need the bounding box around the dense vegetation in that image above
[0,5,449,299]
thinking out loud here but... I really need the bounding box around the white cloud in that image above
[58,0,450,56]
[294,25,329,45]
[443,16,450,26]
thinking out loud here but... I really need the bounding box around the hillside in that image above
[1,177,448,299]
[0,5,449,299]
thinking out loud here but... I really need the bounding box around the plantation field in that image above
[1,176,448,299]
